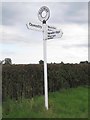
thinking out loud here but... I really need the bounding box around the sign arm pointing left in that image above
[26,24,30,29]
[26,22,42,32]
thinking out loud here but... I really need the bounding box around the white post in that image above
[43,21,48,110]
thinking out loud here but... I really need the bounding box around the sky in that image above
[0,2,88,64]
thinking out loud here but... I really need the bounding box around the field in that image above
[3,86,88,118]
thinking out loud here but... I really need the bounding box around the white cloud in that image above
[0,2,88,63]
[2,0,89,2]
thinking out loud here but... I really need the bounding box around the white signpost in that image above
[26,6,63,110]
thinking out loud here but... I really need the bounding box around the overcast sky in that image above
[0,2,88,64]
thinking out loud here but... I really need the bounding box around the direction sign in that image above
[26,6,63,111]
[26,23,62,34]
[26,22,42,32]
[48,30,61,34]
[48,25,57,31]
[47,30,63,40]
[48,25,56,30]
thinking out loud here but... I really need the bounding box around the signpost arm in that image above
[43,20,48,110]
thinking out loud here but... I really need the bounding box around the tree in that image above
[5,58,12,65]
[39,60,44,64]
[61,61,64,64]
[80,61,88,64]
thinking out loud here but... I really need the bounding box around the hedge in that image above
[2,63,89,100]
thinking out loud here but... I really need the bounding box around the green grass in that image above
[3,86,88,118]
[0,105,2,119]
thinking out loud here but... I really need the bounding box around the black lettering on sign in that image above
[29,22,42,28]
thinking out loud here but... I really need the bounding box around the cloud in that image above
[2,51,16,56]
[2,2,88,26]
[1,2,88,63]
[2,25,42,45]
[62,43,88,49]
[49,2,88,24]
[64,3,88,23]
[2,0,89,3]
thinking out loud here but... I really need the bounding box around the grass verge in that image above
[3,86,88,118]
